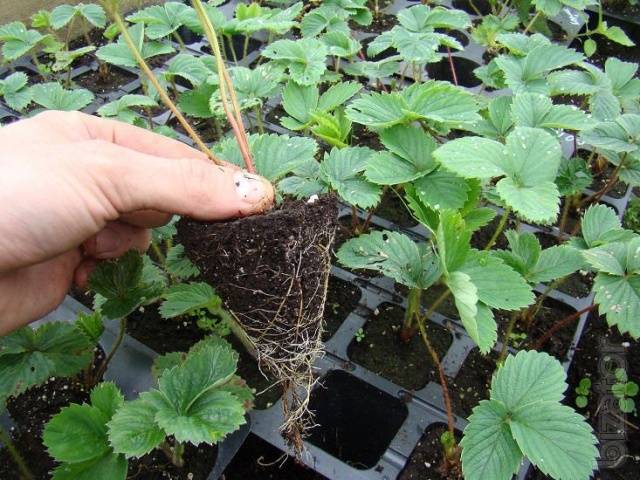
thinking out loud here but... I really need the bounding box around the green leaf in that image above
[96,24,174,68]
[592,272,640,338]
[528,245,584,284]
[0,22,46,60]
[434,136,506,179]
[510,403,598,480]
[317,81,362,112]
[580,114,640,153]
[214,132,317,183]
[262,38,328,86]
[580,204,623,248]
[230,64,282,110]
[165,244,199,280]
[160,282,224,319]
[149,339,249,444]
[281,80,318,128]
[336,231,442,289]
[555,157,593,197]
[619,397,636,413]
[88,250,146,319]
[75,311,105,344]
[365,125,437,184]
[164,53,212,87]
[407,81,481,126]
[600,25,635,47]
[469,96,514,140]
[496,178,560,225]
[98,94,157,124]
[459,250,534,310]
[346,91,411,128]
[51,4,107,30]
[44,404,110,463]
[91,382,124,419]
[320,146,382,209]
[107,393,165,458]
[461,400,523,480]
[436,210,471,273]
[178,81,217,119]
[575,396,588,408]
[126,2,190,39]
[491,350,567,410]
[51,452,127,480]
[414,170,470,211]
[30,83,94,111]
[321,30,361,58]
[511,92,593,131]
[0,322,93,400]
[0,72,31,111]
[584,38,596,57]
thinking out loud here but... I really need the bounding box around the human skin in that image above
[0,110,274,335]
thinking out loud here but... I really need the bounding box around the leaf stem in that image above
[484,207,511,250]
[95,317,127,382]
[446,47,458,86]
[498,310,519,364]
[524,10,542,34]
[102,2,224,165]
[532,304,595,350]
[192,0,256,173]
[254,105,265,134]
[0,426,33,480]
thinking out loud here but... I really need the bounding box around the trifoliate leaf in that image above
[96,24,175,68]
[555,157,593,197]
[159,282,224,319]
[0,72,31,111]
[262,38,328,86]
[214,132,317,183]
[0,22,47,60]
[30,83,94,111]
[320,146,382,209]
[51,3,107,30]
[126,2,190,39]
[511,92,593,131]
[580,114,640,153]
[468,95,514,140]
[336,231,442,289]
[0,322,94,400]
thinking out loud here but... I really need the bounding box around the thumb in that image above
[91,140,275,220]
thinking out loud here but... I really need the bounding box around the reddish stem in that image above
[446,47,458,86]
[532,304,596,350]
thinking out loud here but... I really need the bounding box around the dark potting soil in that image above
[590,164,629,199]
[496,296,578,360]
[128,443,218,480]
[426,56,482,88]
[126,306,282,410]
[348,303,453,391]
[74,66,137,95]
[265,103,287,127]
[399,423,463,480]
[452,0,492,15]
[450,349,498,417]
[0,348,105,479]
[360,36,398,62]
[148,52,176,69]
[167,115,233,143]
[351,2,397,34]
[557,271,594,299]
[351,121,385,150]
[306,370,409,469]
[469,212,516,250]
[603,0,640,19]
[574,13,640,67]
[222,433,327,480]
[376,189,419,228]
[527,312,640,479]
[322,276,362,341]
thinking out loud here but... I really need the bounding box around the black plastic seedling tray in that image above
[0,1,622,479]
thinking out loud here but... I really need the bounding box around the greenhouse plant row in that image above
[0,0,638,479]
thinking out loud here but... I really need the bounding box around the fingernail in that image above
[95,227,121,255]
[234,171,268,204]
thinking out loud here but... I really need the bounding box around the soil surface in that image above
[74,66,137,95]
[375,189,419,228]
[450,349,498,417]
[527,312,640,479]
[222,434,327,479]
[128,443,218,480]
[399,423,463,480]
[352,1,397,34]
[426,56,482,88]
[322,276,362,341]
[470,212,516,250]
[348,303,453,391]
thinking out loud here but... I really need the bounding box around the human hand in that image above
[0,111,274,335]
